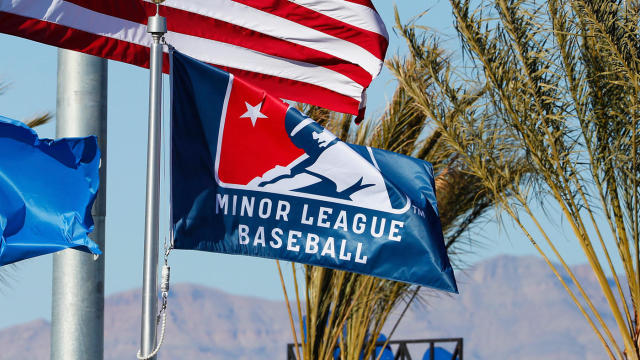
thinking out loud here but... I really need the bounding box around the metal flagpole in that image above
[51,50,108,360]
[139,3,167,359]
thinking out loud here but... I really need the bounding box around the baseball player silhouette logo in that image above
[214,78,408,213]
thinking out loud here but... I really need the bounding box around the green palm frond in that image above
[386,0,640,358]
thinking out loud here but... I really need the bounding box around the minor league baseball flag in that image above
[171,50,457,292]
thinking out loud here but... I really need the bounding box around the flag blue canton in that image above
[171,51,457,293]
[0,115,101,266]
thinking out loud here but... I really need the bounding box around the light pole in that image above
[51,49,108,360]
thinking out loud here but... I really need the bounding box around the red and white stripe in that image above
[0,0,388,116]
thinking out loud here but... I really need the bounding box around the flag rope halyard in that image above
[137,244,172,360]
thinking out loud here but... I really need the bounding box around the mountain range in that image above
[0,255,615,359]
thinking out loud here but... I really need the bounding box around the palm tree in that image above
[392,0,640,358]
[281,30,531,357]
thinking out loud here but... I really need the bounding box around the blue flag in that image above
[171,51,457,292]
[0,115,101,266]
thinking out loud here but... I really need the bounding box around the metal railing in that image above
[287,337,463,360]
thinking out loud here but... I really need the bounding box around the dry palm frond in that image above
[0,81,52,129]
[389,0,640,358]
[25,114,53,129]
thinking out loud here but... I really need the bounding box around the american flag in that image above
[0,0,388,117]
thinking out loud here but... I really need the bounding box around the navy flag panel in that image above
[171,51,457,293]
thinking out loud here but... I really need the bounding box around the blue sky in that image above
[0,0,587,329]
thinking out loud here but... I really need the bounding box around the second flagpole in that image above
[139,3,167,359]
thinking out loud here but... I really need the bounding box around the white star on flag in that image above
[239,101,268,126]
